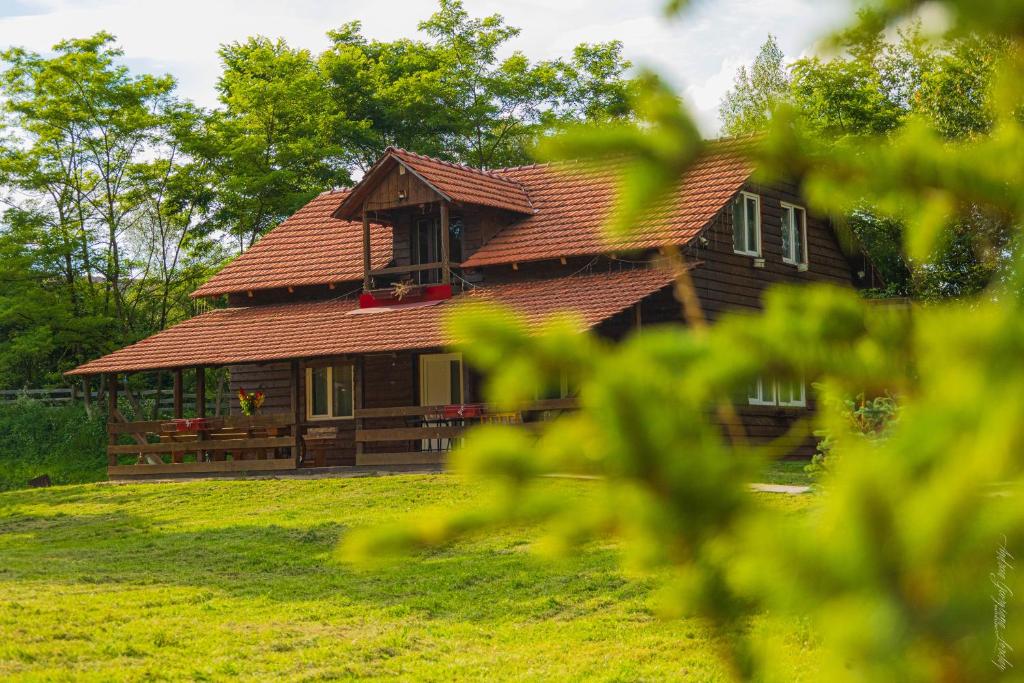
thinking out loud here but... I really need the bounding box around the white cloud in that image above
[0,0,856,132]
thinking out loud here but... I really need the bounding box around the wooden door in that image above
[419,353,463,406]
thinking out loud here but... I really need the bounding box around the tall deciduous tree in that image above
[718,35,790,137]
[0,33,213,384]
[198,37,350,250]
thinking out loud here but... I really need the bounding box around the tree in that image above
[319,1,635,171]
[718,35,790,136]
[0,33,214,386]
[199,37,349,250]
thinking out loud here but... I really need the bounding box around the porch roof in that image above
[68,268,675,376]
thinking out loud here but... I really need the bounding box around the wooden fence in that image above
[353,398,577,466]
[107,414,298,477]
[0,387,217,414]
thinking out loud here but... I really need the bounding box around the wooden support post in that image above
[440,201,451,285]
[362,202,371,292]
[107,373,118,466]
[195,366,207,462]
[634,302,643,330]
[195,367,206,418]
[354,357,364,465]
[171,368,184,463]
[290,360,301,465]
[173,368,183,419]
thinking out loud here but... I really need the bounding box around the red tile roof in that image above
[335,147,534,220]
[190,141,750,299]
[68,268,674,375]
[464,141,752,267]
[191,191,393,299]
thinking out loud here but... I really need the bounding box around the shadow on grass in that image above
[0,496,649,624]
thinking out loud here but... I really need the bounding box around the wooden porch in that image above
[106,393,576,478]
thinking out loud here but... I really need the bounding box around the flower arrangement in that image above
[237,388,265,416]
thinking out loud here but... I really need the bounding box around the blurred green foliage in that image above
[342,2,1024,680]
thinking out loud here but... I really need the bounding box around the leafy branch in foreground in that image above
[341,2,1024,680]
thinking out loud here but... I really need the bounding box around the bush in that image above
[807,393,899,479]
[0,398,107,491]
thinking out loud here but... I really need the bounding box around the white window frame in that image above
[747,376,777,406]
[780,202,808,267]
[748,377,807,408]
[305,364,355,420]
[733,191,762,257]
[776,379,807,408]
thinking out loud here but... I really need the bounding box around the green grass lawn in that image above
[758,459,812,486]
[0,475,820,681]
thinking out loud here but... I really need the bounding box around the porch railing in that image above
[354,398,577,466]
[107,414,298,477]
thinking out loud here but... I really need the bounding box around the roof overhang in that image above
[66,268,675,376]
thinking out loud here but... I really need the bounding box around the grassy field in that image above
[0,475,820,681]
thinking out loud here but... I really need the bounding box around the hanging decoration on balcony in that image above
[237,388,265,416]
[390,279,414,301]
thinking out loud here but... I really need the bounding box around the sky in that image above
[0,0,855,134]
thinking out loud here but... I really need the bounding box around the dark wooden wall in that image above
[229,362,292,415]
[364,162,440,212]
[680,180,855,456]
[685,180,855,321]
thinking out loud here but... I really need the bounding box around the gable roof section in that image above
[334,147,534,219]
[463,141,753,268]
[191,191,393,299]
[69,268,674,375]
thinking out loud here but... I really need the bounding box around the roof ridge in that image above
[387,146,525,186]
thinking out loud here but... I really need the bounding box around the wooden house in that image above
[68,141,879,478]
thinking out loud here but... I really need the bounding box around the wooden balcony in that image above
[107,414,298,477]
[354,398,577,466]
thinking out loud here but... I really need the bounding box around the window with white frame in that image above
[776,379,807,407]
[748,377,807,408]
[306,364,355,419]
[781,203,808,266]
[732,192,761,256]
[747,376,777,406]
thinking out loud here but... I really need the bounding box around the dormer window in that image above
[732,192,761,256]
[781,203,808,267]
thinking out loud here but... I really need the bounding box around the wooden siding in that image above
[364,163,440,212]
[229,362,292,415]
[682,180,854,456]
[686,180,855,321]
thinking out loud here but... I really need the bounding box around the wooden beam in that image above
[362,201,371,292]
[173,368,183,419]
[108,436,295,455]
[107,373,118,467]
[370,261,461,276]
[356,425,465,442]
[354,357,364,463]
[290,360,301,464]
[440,201,450,285]
[195,366,206,418]
[356,452,446,466]
[108,458,297,477]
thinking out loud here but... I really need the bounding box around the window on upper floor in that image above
[781,203,808,267]
[732,192,761,256]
